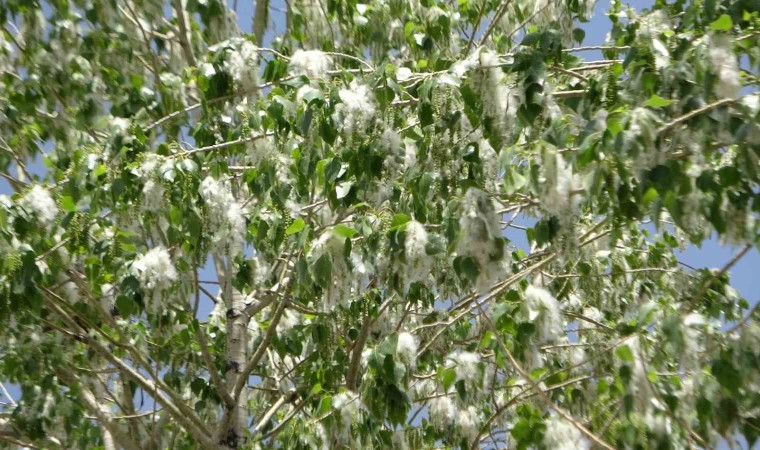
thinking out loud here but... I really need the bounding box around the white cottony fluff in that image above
[335,80,376,135]
[332,391,362,444]
[403,139,419,174]
[396,332,419,367]
[391,430,408,450]
[404,221,432,286]
[21,185,58,228]
[381,128,402,154]
[708,34,740,99]
[628,337,653,410]
[199,176,246,256]
[289,49,331,79]
[542,154,583,218]
[456,406,480,441]
[134,153,162,177]
[412,378,436,399]
[428,395,457,429]
[141,179,165,212]
[638,9,671,37]
[543,414,590,450]
[524,285,563,343]
[307,231,360,311]
[479,139,499,191]
[569,347,587,370]
[429,399,480,440]
[478,51,508,131]
[446,351,482,385]
[457,188,506,293]
[131,246,177,293]
[276,309,301,336]
[224,38,259,91]
[380,128,405,176]
[583,306,603,323]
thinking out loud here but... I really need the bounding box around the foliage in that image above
[1,0,759,449]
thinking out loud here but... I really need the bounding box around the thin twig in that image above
[658,98,737,135]
[180,132,274,156]
[478,0,513,47]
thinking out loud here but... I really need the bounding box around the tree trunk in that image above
[253,0,269,46]
[217,256,249,449]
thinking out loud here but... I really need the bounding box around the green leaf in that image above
[615,345,635,363]
[190,377,206,395]
[302,88,324,105]
[319,396,332,415]
[441,368,457,392]
[61,195,76,212]
[285,219,305,236]
[312,254,332,288]
[115,295,136,317]
[644,94,675,108]
[712,359,741,394]
[390,214,410,230]
[642,187,659,205]
[511,418,531,440]
[424,233,446,255]
[479,330,493,350]
[709,14,733,31]
[333,224,358,238]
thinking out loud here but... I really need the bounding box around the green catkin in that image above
[605,66,619,109]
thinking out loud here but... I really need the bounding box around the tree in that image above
[0,0,759,448]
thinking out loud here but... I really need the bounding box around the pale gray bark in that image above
[253,0,269,46]
[216,257,250,449]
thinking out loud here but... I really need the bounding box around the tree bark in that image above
[173,0,196,66]
[217,257,249,449]
[253,0,269,46]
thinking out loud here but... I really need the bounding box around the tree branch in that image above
[173,0,196,66]
[657,97,737,135]
[57,368,142,450]
[253,0,270,46]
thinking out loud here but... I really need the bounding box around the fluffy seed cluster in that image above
[524,285,563,343]
[332,391,362,444]
[335,80,376,135]
[428,396,480,440]
[199,176,246,256]
[457,188,506,293]
[446,351,482,385]
[224,38,259,91]
[638,9,671,37]
[429,396,457,429]
[134,154,173,212]
[708,34,740,99]
[20,185,58,229]
[396,332,419,367]
[131,246,177,294]
[404,220,433,287]
[456,406,480,442]
[476,51,517,139]
[307,231,355,311]
[380,128,405,176]
[543,414,590,450]
[289,49,331,79]
[478,138,499,191]
[542,154,583,219]
[141,179,165,212]
[276,309,302,337]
